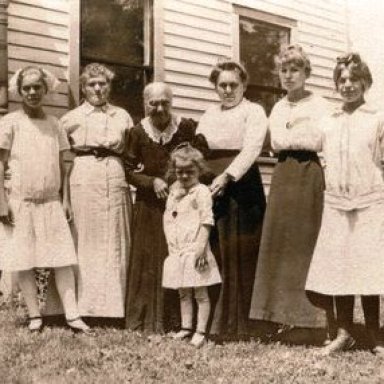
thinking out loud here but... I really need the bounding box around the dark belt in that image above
[278,150,319,162]
[72,147,121,158]
[207,149,240,160]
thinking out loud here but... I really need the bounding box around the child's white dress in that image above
[162,182,221,289]
[0,110,77,271]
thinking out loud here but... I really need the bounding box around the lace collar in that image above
[141,115,180,144]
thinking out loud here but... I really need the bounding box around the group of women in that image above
[0,44,383,356]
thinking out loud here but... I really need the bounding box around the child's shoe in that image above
[190,332,206,348]
[172,328,192,340]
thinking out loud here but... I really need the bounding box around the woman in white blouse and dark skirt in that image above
[249,45,334,340]
[196,60,268,338]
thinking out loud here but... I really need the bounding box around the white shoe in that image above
[190,332,206,348]
[173,329,192,340]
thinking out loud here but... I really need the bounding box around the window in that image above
[236,8,296,116]
[81,0,153,123]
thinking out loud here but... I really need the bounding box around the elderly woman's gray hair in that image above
[333,52,373,90]
[209,59,249,86]
[80,63,115,87]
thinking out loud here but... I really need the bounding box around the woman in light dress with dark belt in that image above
[61,63,133,322]
[196,60,268,338]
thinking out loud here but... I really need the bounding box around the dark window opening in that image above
[81,0,153,123]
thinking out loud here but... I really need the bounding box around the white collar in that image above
[141,115,180,144]
[81,101,117,116]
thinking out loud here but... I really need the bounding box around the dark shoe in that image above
[66,317,95,335]
[320,328,355,356]
[28,316,43,333]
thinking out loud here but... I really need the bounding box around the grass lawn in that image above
[1,300,384,384]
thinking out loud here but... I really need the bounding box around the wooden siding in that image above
[8,0,70,116]
[161,0,348,189]
[162,0,348,119]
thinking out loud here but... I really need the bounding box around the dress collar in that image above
[81,101,117,116]
[332,102,378,117]
[141,115,180,144]
[171,181,199,200]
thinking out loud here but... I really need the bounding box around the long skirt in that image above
[306,201,384,295]
[125,194,180,333]
[249,150,328,328]
[207,152,266,336]
[70,156,132,318]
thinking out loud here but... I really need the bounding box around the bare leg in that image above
[190,287,210,348]
[174,288,193,339]
[18,269,42,331]
[54,266,90,332]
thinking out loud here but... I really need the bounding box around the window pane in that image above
[81,0,144,67]
[240,17,289,89]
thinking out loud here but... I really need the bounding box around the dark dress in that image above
[196,99,268,337]
[125,117,206,333]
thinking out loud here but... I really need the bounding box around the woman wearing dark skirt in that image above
[249,45,333,336]
[196,60,268,337]
[125,82,206,333]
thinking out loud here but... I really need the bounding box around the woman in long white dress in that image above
[61,63,133,321]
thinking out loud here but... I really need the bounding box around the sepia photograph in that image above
[1,0,384,382]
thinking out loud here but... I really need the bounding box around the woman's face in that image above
[279,62,307,93]
[337,67,365,105]
[145,86,172,129]
[20,73,46,110]
[215,70,245,109]
[175,159,199,189]
[83,75,110,106]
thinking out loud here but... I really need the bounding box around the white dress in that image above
[306,105,384,295]
[0,110,77,271]
[162,182,222,289]
[61,102,133,317]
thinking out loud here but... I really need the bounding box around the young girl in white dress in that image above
[162,144,221,347]
[0,66,91,334]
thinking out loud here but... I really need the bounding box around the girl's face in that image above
[279,62,307,93]
[215,70,245,109]
[337,67,365,105]
[20,73,47,110]
[175,159,200,189]
[83,75,111,106]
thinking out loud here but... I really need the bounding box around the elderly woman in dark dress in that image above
[125,82,206,333]
[196,60,268,338]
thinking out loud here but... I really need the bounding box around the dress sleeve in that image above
[197,185,214,226]
[125,126,155,189]
[0,117,14,151]
[225,103,268,181]
[53,117,70,151]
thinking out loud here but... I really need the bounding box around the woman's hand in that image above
[62,199,73,223]
[209,172,231,198]
[0,203,14,226]
[195,253,209,272]
[153,177,169,200]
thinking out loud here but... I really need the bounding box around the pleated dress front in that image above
[61,102,133,318]
[250,93,331,328]
[196,98,268,336]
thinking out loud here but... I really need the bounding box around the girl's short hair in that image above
[333,52,373,90]
[209,59,249,86]
[168,143,208,178]
[80,63,115,87]
[16,66,48,95]
[277,44,311,77]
